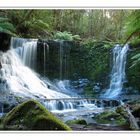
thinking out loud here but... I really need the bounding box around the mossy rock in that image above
[116,106,127,115]
[94,111,127,126]
[66,119,87,125]
[2,100,71,130]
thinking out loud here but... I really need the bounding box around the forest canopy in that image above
[1,9,140,67]
[0,9,139,44]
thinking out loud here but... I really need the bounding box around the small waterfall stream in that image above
[103,44,129,98]
[59,41,64,80]
[43,42,46,76]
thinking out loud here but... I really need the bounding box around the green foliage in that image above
[0,10,51,38]
[72,35,81,41]
[2,100,71,130]
[131,53,140,68]
[122,10,140,85]
[53,31,81,41]
[103,44,112,49]
[34,19,49,29]
[0,17,16,36]
[70,40,110,82]
[130,37,140,46]
[124,10,140,41]
[125,48,140,91]
[0,9,128,41]
[24,19,50,38]
[54,31,73,40]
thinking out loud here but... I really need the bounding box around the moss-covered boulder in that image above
[94,111,128,126]
[2,100,71,130]
[66,119,87,125]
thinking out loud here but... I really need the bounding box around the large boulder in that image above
[2,100,71,130]
[94,110,128,126]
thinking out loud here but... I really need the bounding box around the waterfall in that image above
[43,42,46,76]
[55,80,78,97]
[0,50,70,99]
[0,37,79,112]
[59,41,63,80]
[0,37,120,114]
[10,37,38,70]
[43,42,49,77]
[103,44,129,98]
[0,48,103,112]
[44,99,103,113]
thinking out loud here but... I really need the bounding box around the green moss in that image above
[66,119,87,125]
[3,100,71,130]
[116,107,126,114]
[94,111,127,126]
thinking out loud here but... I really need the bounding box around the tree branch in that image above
[16,10,34,28]
[123,28,140,45]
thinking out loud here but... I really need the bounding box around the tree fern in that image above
[0,17,16,36]
[53,31,81,41]
[130,53,140,68]
[124,10,140,43]
[124,10,140,68]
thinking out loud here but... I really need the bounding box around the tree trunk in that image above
[122,104,139,130]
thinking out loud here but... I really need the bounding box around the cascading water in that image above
[43,42,50,77]
[0,37,103,114]
[59,41,63,80]
[43,42,46,76]
[0,50,70,99]
[0,50,101,113]
[102,44,129,98]
[0,37,121,117]
[45,99,102,113]
[55,80,78,97]
[11,37,38,70]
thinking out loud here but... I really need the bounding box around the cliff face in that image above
[0,32,11,52]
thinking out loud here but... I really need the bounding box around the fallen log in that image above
[117,103,140,130]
